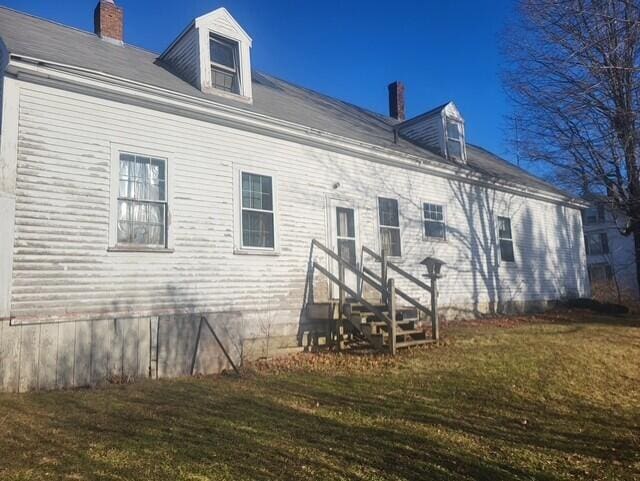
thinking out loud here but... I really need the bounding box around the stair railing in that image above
[362,246,439,341]
[309,239,397,354]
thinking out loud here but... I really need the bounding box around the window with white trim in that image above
[583,205,605,225]
[117,152,167,247]
[210,34,240,94]
[378,197,401,257]
[423,203,446,240]
[588,263,613,283]
[446,119,465,161]
[585,232,609,256]
[498,216,515,262]
[241,172,275,249]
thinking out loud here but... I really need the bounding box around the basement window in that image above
[446,119,465,162]
[378,197,401,257]
[498,216,515,263]
[210,34,240,94]
[117,153,167,247]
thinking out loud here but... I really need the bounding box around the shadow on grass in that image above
[1,319,639,481]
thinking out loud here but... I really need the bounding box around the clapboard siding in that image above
[399,113,443,153]
[10,81,588,322]
[160,27,200,89]
[1,79,588,390]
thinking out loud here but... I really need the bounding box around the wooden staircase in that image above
[346,302,432,350]
[305,239,441,354]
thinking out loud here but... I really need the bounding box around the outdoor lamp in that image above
[420,257,446,278]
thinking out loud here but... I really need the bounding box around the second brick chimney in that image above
[94,0,124,44]
[388,81,406,121]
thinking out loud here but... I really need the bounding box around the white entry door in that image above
[328,199,359,299]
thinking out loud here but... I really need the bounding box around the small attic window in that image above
[210,34,240,94]
[446,119,465,161]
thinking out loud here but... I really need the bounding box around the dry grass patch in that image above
[0,310,639,480]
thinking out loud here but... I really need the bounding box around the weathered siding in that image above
[585,211,639,298]
[1,79,588,390]
[398,113,443,154]
[161,27,200,89]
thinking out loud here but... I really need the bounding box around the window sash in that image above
[209,35,240,94]
[423,203,446,239]
[588,263,613,283]
[583,206,605,225]
[585,232,609,256]
[378,198,401,256]
[498,216,515,262]
[117,152,167,247]
[241,172,275,249]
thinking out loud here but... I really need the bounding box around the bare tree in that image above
[504,0,640,294]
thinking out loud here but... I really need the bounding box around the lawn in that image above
[0,312,639,481]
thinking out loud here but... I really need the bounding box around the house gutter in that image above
[6,54,588,209]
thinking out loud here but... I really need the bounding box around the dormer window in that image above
[210,34,240,94]
[161,8,253,102]
[446,119,465,161]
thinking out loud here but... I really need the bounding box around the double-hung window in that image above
[588,263,613,283]
[378,197,401,257]
[446,119,465,161]
[210,34,240,94]
[423,203,446,240]
[498,216,515,263]
[585,232,609,256]
[583,205,605,225]
[241,172,275,249]
[117,152,167,247]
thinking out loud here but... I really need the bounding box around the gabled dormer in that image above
[160,8,253,103]
[389,86,466,163]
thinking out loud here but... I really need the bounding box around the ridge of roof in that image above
[0,5,577,204]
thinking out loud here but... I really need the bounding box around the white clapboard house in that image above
[583,201,638,299]
[0,2,588,392]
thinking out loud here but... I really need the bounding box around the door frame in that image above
[325,195,361,300]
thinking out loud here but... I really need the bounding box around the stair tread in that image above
[397,339,436,348]
[371,329,427,338]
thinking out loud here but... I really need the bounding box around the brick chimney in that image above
[388,81,405,121]
[94,0,124,44]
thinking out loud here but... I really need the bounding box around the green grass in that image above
[1,312,639,481]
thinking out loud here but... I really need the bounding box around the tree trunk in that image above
[632,223,640,299]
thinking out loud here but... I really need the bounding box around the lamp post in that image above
[420,257,445,341]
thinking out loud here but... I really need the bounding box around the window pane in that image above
[117,221,130,244]
[446,121,461,140]
[336,207,355,238]
[242,173,273,211]
[212,68,238,93]
[338,239,357,265]
[500,240,515,262]
[447,139,463,159]
[242,210,274,248]
[425,221,446,239]
[378,198,399,227]
[381,227,401,257]
[210,37,236,69]
[423,203,443,222]
[498,217,512,240]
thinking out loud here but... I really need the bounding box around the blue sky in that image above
[4,0,517,161]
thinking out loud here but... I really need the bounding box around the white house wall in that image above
[0,79,588,391]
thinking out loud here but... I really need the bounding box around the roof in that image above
[0,6,570,200]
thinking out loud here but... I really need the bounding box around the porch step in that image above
[397,339,436,349]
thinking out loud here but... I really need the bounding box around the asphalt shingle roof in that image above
[0,6,569,199]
